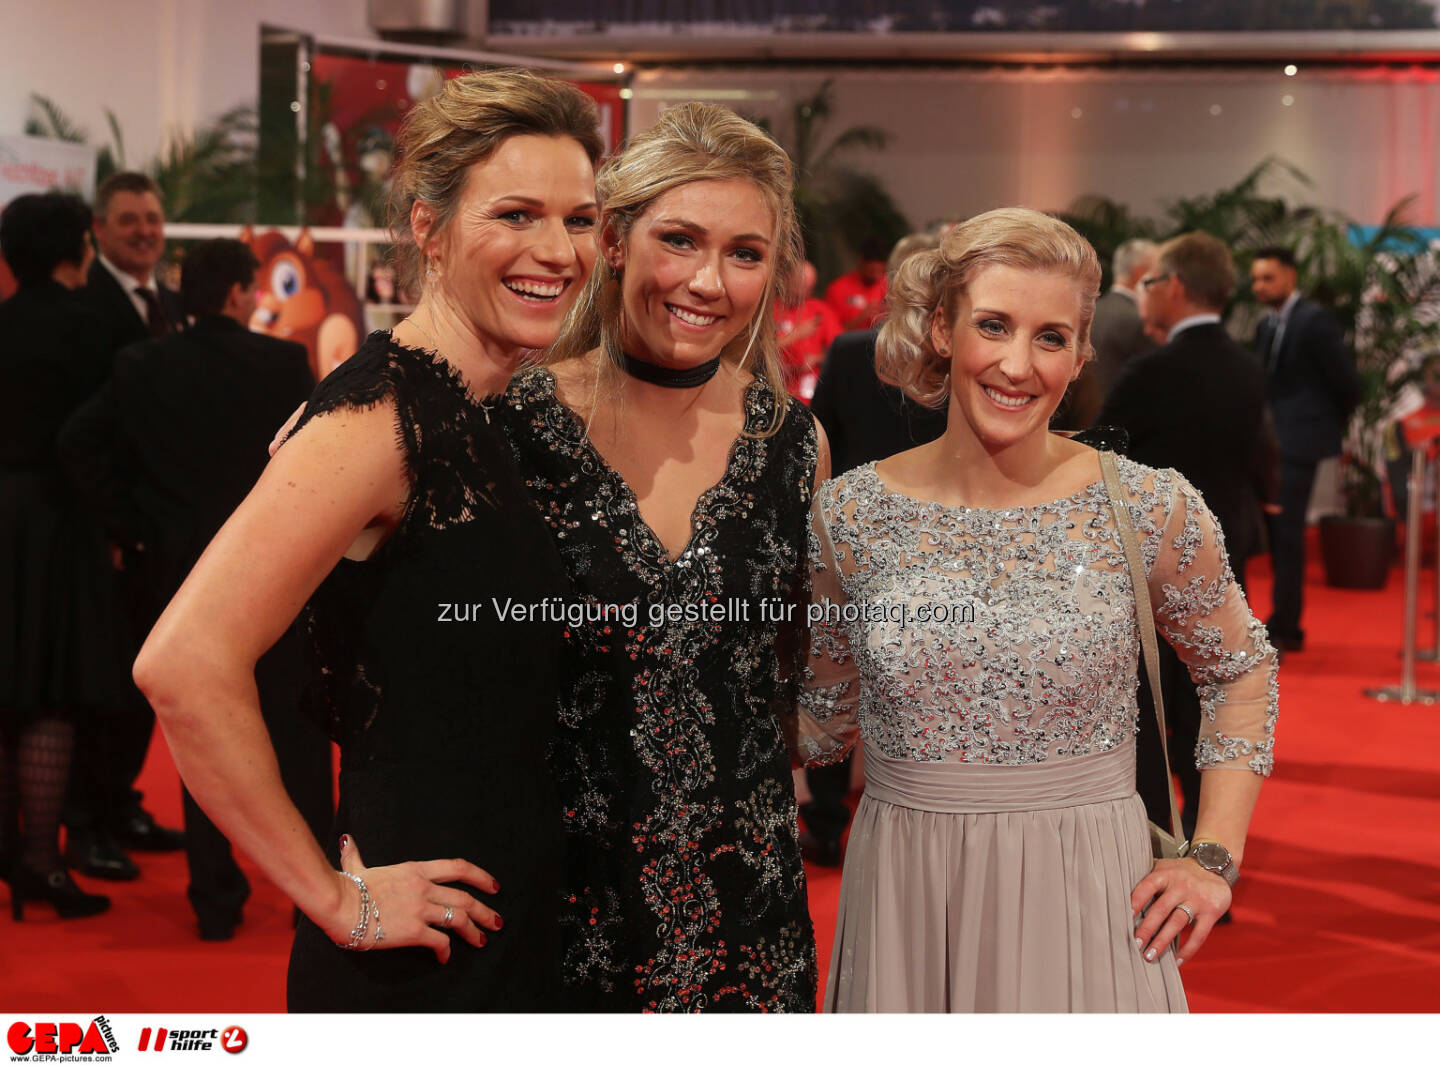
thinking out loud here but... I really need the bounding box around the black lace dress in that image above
[285,334,568,1012]
[498,367,820,1012]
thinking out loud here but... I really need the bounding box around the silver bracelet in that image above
[336,871,372,951]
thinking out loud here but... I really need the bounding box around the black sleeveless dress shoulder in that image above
[285,333,568,1012]
[498,366,820,1012]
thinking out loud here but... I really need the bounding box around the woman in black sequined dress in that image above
[134,72,603,1011]
[499,103,826,1012]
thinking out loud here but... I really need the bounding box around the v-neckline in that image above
[536,368,766,565]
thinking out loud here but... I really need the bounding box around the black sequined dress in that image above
[285,334,568,1012]
[499,367,820,1012]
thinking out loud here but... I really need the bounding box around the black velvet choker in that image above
[619,351,722,389]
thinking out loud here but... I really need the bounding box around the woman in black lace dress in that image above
[134,71,603,1011]
[499,103,826,1011]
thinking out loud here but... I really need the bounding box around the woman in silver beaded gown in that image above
[795,208,1278,1012]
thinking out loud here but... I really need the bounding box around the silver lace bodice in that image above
[795,456,1277,775]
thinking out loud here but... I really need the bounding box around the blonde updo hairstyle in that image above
[548,101,803,435]
[388,69,604,292]
[878,207,1102,410]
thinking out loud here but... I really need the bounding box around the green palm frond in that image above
[149,105,257,223]
[103,109,127,171]
[781,79,908,285]
[1057,195,1161,289]
[27,94,88,142]
[1161,156,1314,250]
[812,125,888,173]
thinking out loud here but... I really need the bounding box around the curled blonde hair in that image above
[878,207,1102,409]
[548,101,802,435]
[388,69,604,291]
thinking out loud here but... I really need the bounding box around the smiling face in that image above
[94,189,164,282]
[427,134,598,355]
[933,264,1086,452]
[609,177,776,369]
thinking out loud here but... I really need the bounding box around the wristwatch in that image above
[1189,841,1239,887]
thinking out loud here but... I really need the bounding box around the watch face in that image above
[1193,842,1228,870]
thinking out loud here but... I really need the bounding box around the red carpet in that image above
[5,545,1439,1012]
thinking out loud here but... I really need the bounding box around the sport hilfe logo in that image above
[137,1026,247,1052]
[7,1016,120,1056]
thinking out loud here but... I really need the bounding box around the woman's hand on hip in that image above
[322,834,504,963]
[1131,857,1232,966]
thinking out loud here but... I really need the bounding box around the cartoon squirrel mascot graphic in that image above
[242,227,361,379]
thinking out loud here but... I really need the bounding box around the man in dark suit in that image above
[61,239,333,938]
[82,172,183,353]
[800,232,948,865]
[63,171,186,880]
[811,328,950,478]
[1097,232,1272,842]
[1250,245,1360,652]
[1092,240,1159,399]
[1055,238,1158,429]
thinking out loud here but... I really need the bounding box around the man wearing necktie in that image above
[63,172,186,882]
[1250,246,1360,653]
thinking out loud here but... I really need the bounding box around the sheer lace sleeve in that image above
[1141,469,1278,776]
[790,490,861,769]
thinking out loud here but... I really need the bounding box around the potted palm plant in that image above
[777,80,909,286]
[1307,208,1440,587]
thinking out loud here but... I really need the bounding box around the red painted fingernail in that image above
[478,932,488,947]
[339,835,350,851]
[492,879,501,893]
[494,915,503,930]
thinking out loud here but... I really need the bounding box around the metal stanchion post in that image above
[1368,448,1440,703]
[1418,448,1440,662]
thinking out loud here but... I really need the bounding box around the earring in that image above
[425,258,438,281]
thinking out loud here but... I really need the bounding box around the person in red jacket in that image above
[776,260,840,400]
[825,235,891,330]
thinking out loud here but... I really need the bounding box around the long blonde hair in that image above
[547,102,802,435]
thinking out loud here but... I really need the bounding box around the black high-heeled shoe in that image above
[8,863,111,920]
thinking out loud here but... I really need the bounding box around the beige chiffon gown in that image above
[795,456,1278,1013]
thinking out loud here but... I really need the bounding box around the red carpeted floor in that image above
[5,545,1439,1013]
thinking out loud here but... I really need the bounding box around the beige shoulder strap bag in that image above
[1097,451,1189,861]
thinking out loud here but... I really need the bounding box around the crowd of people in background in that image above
[0,172,333,938]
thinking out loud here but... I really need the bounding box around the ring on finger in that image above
[442,905,454,929]
[1175,903,1196,926]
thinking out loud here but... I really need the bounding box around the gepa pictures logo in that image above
[7,1015,119,1059]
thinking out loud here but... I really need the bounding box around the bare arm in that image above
[135,403,496,960]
